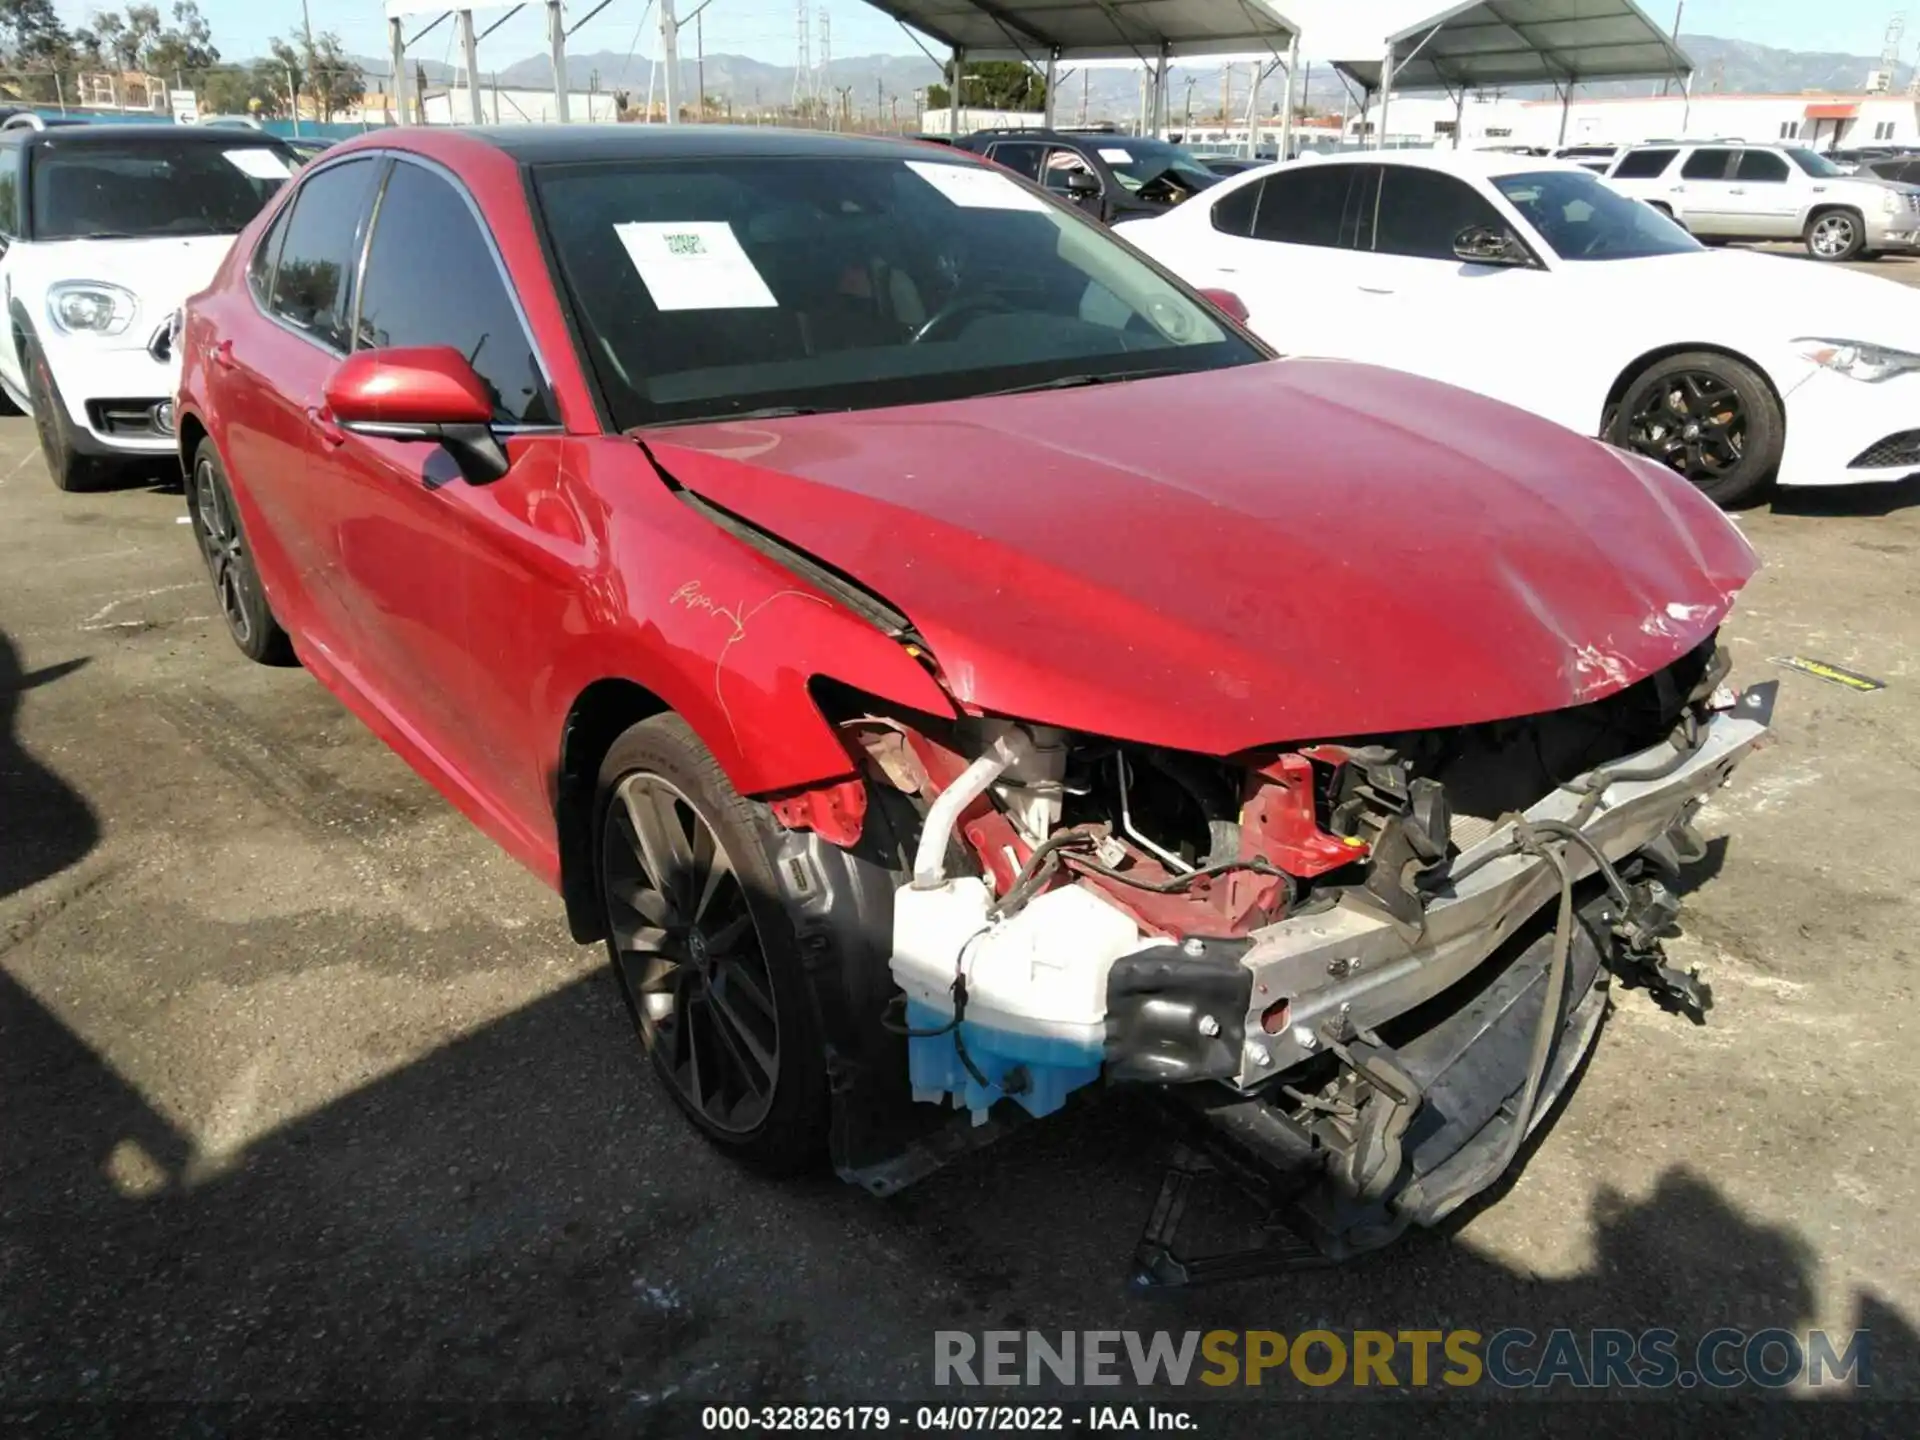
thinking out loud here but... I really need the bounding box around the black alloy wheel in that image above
[1610,351,1783,508]
[188,441,293,664]
[602,770,783,1136]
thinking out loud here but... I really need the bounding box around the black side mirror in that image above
[1065,170,1100,199]
[1452,225,1531,267]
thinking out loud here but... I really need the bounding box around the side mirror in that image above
[1196,287,1249,324]
[1065,170,1101,200]
[1452,225,1532,267]
[323,345,509,485]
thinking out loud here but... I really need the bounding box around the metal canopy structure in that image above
[863,0,1296,137]
[1290,0,1692,147]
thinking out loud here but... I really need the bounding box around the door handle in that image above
[1728,187,1746,194]
[1215,266,1239,274]
[307,406,347,448]
[210,339,235,371]
[1357,285,1396,295]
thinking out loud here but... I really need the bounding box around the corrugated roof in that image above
[861,0,1297,62]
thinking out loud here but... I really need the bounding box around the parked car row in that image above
[8,122,1808,1272]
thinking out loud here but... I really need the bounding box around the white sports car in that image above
[0,123,296,491]
[1118,149,1920,507]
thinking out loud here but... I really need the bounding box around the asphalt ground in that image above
[4,249,1920,1431]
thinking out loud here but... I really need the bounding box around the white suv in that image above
[1604,140,1920,261]
[0,123,295,490]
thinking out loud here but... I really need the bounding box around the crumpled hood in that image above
[645,360,1756,755]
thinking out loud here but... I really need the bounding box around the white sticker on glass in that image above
[1098,147,1133,163]
[223,148,293,180]
[613,220,779,311]
[904,160,1050,212]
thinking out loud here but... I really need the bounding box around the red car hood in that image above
[644,360,1756,755]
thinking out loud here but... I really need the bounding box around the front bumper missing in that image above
[1225,697,1770,1088]
[1126,690,1775,1282]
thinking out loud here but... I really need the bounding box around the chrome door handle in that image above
[1358,285,1395,295]
[1728,187,1746,194]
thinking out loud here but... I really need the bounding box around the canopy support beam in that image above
[459,10,484,123]
[950,43,963,138]
[548,0,569,121]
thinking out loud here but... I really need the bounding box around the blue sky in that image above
[48,0,1912,80]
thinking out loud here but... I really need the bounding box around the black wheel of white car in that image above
[189,440,294,664]
[26,340,105,493]
[1610,352,1783,509]
[595,714,829,1172]
[1805,208,1864,262]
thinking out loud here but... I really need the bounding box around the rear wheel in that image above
[188,440,294,664]
[595,714,829,1173]
[1609,351,1783,508]
[1806,208,1865,261]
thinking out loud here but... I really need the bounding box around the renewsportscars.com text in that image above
[934,1328,1871,1391]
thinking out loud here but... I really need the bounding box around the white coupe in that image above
[0,123,295,490]
[1119,149,1920,507]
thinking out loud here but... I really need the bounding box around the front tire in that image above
[1609,351,1783,509]
[26,340,107,493]
[595,714,829,1173]
[1806,208,1865,262]
[188,440,294,664]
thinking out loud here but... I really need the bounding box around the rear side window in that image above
[267,157,381,350]
[1733,150,1790,182]
[1249,164,1354,248]
[1680,148,1735,180]
[1371,167,1510,260]
[988,143,1043,181]
[1613,148,1677,179]
[1209,181,1258,236]
[354,160,553,426]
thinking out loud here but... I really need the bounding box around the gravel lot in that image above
[4,252,1918,1425]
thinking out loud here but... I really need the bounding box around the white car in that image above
[0,123,296,490]
[1119,149,1920,507]
[1604,139,1920,261]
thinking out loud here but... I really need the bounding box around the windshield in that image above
[30,137,296,240]
[1785,147,1845,178]
[1494,169,1703,261]
[1094,138,1220,195]
[534,154,1260,429]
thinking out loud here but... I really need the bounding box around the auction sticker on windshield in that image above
[614,220,779,311]
[905,160,1049,212]
[223,148,293,180]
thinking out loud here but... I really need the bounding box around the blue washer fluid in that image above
[905,999,1104,1125]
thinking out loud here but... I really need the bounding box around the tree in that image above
[0,0,69,65]
[199,59,286,117]
[75,2,217,75]
[927,60,1045,113]
[268,29,362,120]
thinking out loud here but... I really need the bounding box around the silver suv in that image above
[1603,140,1920,261]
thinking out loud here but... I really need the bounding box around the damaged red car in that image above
[176,126,1775,1279]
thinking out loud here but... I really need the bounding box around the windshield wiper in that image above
[60,231,139,241]
[982,366,1186,398]
[640,404,832,430]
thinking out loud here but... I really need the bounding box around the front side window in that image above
[1734,150,1791,182]
[1680,148,1735,180]
[1785,147,1845,177]
[1612,148,1677,179]
[533,154,1258,430]
[28,137,297,241]
[247,203,290,305]
[1494,169,1703,261]
[355,161,553,426]
[1039,146,1097,196]
[1371,167,1510,260]
[267,157,382,350]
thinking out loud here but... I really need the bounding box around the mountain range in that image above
[349,33,1915,122]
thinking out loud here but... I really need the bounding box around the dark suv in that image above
[955,128,1219,223]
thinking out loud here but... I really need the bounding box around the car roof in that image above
[15,122,290,148]
[1294,148,1591,180]
[458,125,957,165]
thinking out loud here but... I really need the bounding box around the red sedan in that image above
[177,125,1773,1271]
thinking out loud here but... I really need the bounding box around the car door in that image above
[1185,163,1371,358]
[1725,148,1798,236]
[1670,147,1739,233]
[212,155,385,654]
[324,154,566,822]
[0,137,26,399]
[1339,164,1554,404]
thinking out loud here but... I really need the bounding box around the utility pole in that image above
[696,8,704,121]
[660,0,680,123]
[286,61,301,135]
[1079,67,1088,125]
